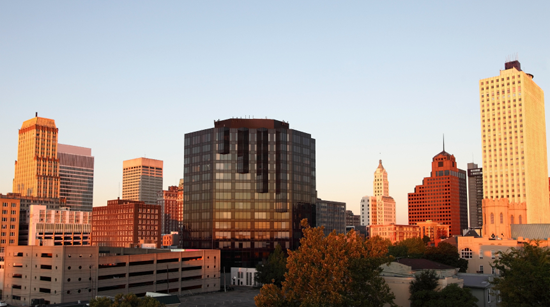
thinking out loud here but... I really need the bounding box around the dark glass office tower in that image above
[183,118,316,267]
[467,163,483,228]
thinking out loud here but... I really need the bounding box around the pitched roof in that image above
[397,258,457,270]
[463,230,481,238]
[433,150,452,159]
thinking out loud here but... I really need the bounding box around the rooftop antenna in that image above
[35,112,38,117]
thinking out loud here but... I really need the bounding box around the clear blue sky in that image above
[1,1,550,224]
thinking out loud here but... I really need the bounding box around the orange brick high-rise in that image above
[13,114,60,198]
[408,148,468,236]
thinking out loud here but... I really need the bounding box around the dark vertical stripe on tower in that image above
[237,128,249,174]
[256,128,269,193]
[217,127,230,154]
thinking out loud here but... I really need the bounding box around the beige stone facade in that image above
[3,246,220,305]
[122,158,163,205]
[481,198,526,239]
[479,62,549,223]
[13,116,60,198]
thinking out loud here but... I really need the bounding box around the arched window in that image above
[510,215,515,224]
[490,213,494,224]
[461,248,472,259]
[519,215,523,224]
[500,213,504,224]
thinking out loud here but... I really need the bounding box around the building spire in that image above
[443,134,445,152]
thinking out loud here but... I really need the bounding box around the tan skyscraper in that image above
[480,60,550,224]
[122,157,163,205]
[13,115,60,198]
[360,160,396,226]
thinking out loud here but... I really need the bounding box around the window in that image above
[479,265,484,274]
[461,248,472,259]
[500,213,503,224]
[490,213,494,224]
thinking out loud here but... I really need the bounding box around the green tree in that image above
[424,242,468,272]
[409,270,477,307]
[90,297,112,307]
[388,244,408,258]
[436,284,478,306]
[393,237,425,258]
[491,241,550,306]
[255,220,396,307]
[90,294,165,307]
[409,270,438,294]
[255,243,288,287]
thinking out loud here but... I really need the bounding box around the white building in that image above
[231,267,259,287]
[28,205,91,246]
[360,160,396,226]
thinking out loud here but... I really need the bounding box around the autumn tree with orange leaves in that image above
[255,219,396,307]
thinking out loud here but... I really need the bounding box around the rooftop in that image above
[458,273,493,289]
[397,258,457,271]
[21,116,56,129]
[214,118,289,129]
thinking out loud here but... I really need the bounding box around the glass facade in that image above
[58,144,94,212]
[183,119,316,267]
[315,198,346,236]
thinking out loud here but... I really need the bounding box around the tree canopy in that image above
[255,243,288,287]
[424,242,468,272]
[90,294,165,307]
[491,241,550,306]
[255,219,396,307]
[386,239,468,272]
[409,270,478,307]
[388,237,425,258]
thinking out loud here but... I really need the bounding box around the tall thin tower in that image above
[373,160,389,197]
[361,160,396,226]
[13,115,60,198]
[479,60,549,223]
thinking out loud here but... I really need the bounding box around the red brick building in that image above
[91,198,161,248]
[157,186,181,235]
[408,150,468,236]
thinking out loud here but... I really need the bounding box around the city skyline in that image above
[2,2,550,225]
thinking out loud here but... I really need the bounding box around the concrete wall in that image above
[3,246,220,305]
